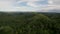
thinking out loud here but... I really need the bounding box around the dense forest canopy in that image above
[0,12,60,34]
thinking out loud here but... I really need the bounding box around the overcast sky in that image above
[0,0,60,12]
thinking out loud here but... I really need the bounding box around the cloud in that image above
[0,0,43,11]
[16,0,49,11]
[16,0,39,7]
[0,0,60,12]
[16,0,48,7]
[0,0,16,11]
[16,6,40,11]
[41,0,60,11]
[48,0,60,5]
[48,0,53,4]
[53,0,60,5]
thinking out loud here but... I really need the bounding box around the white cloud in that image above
[41,0,60,11]
[0,0,42,11]
[16,6,39,11]
[48,0,53,4]
[16,0,45,7]
[0,0,16,11]
[16,0,49,12]
[0,0,60,12]
[16,0,60,11]
[27,2,38,7]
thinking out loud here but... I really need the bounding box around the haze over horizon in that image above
[0,0,60,12]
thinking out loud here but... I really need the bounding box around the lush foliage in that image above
[0,12,60,34]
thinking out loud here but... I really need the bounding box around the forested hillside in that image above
[0,12,60,34]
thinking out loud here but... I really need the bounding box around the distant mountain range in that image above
[0,9,60,13]
[47,9,60,13]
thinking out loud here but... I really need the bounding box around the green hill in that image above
[0,12,60,34]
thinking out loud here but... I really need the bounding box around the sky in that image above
[0,0,60,12]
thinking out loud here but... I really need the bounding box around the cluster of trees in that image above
[0,12,60,34]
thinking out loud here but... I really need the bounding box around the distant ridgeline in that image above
[0,12,60,34]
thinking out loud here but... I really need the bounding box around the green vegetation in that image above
[0,12,60,34]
